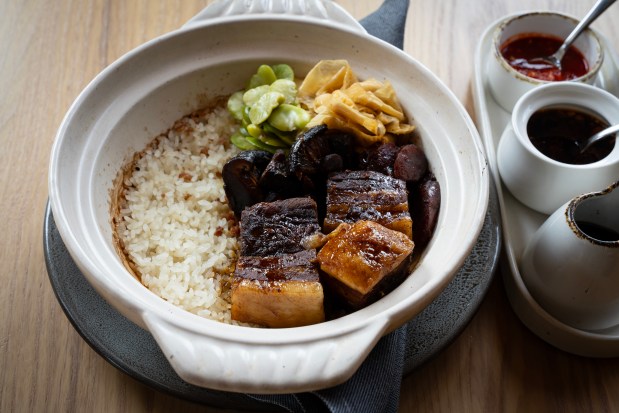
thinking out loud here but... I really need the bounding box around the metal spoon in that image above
[531,0,616,71]
[579,124,619,153]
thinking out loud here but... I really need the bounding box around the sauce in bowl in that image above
[501,34,589,81]
[527,106,615,164]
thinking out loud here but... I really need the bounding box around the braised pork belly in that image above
[239,197,321,257]
[231,250,324,328]
[317,220,414,309]
[323,170,413,239]
[232,197,325,327]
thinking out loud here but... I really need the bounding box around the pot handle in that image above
[183,0,366,33]
[142,311,389,393]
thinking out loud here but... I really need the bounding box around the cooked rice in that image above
[115,103,245,324]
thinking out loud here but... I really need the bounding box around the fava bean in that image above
[245,136,280,153]
[263,123,296,145]
[249,91,285,125]
[272,64,294,80]
[246,124,262,138]
[268,104,311,132]
[242,105,252,124]
[248,64,277,89]
[227,91,244,121]
[228,63,310,150]
[258,134,288,148]
[269,79,297,104]
[230,133,259,150]
[243,85,270,106]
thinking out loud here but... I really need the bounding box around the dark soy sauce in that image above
[527,106,616,165]
[576,221,619,242]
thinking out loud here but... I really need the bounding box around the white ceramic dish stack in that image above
[473,12,619,357]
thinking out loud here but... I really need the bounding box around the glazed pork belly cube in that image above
[323,170,413,239]
[231,250,325,328]
[239,197,321,257]
[233,197,324,327]
[317,220,414,309]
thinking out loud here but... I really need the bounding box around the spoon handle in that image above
[555,0,617,61]
[581,124,619,153]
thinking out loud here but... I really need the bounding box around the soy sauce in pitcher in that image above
[576,221,619,242]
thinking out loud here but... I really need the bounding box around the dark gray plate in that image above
[43,181,500,410]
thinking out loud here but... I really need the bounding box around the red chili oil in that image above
[500,33,589,81]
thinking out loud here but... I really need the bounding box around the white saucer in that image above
[472,12,619,357]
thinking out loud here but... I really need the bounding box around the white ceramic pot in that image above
[497,82,619,215]
[487,11,604,112]
[48,0,488,393]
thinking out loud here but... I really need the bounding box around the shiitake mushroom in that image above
[326,132,355,169]
[288,124,331,191]
[320,153,344,174]
[259,149,300,199]
[222,150,272,217]
[288,125,357,187]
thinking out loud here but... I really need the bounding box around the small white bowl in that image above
[497,82,619,215]
[488,11,604,112]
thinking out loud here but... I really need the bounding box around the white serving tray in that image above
[472,13,619,357]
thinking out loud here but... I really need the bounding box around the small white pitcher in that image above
[521,181,619,331]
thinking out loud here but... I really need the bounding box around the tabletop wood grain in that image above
[1,0,619,412]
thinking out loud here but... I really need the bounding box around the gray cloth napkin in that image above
[248,1,411,411]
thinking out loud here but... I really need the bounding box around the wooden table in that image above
[2,1,618,411]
